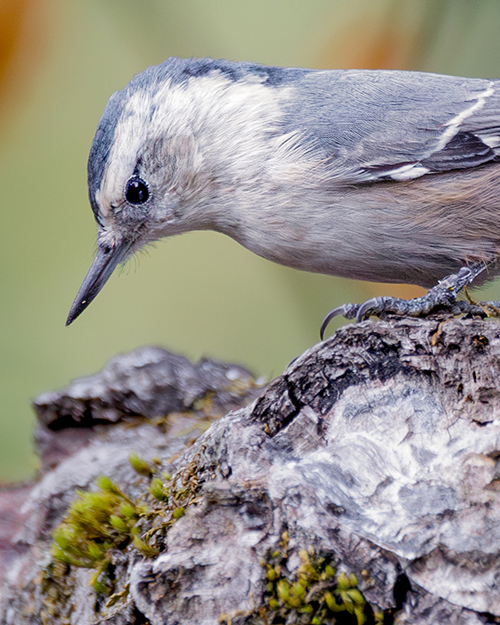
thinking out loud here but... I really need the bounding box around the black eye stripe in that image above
[126,177,149,205]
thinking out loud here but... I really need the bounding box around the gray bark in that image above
[1,320,500,624]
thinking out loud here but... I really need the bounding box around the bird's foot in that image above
[463,286,500,318]
[320,264,499,339]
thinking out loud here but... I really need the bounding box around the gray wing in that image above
[289,69,500,183]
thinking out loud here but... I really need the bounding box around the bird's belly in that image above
[233,165,500,288]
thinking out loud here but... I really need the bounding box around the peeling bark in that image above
[1,320,500,624]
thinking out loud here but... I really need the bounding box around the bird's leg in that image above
[320,261,500,339]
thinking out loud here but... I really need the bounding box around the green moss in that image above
[129,453,156,478]
[172,506,185,519]
[149,477,169,501]
[44,452,203,621]
[50,473,151,596]
[226,532,389,625]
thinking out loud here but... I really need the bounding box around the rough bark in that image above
[1,320,500,625]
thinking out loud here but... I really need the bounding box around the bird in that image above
[66,56,500,335]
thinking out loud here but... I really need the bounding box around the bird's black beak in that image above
[66,239,133,326]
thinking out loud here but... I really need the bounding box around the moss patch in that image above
[221,532,388,625]
[43,452,202,621]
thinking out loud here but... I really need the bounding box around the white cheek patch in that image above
[96,70,312,219]
[99,91,154,218]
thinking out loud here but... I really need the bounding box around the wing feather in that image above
[289,70,500,183]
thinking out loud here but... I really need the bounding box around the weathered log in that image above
[1,319,500,625]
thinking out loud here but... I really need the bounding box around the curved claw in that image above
[356,297,381,322]
[320,307,344,340]
[320,303,360,339]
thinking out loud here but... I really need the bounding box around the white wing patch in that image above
[385,163,430,181]
[479,134,500,150]
[369,82,498,182]
[435,82,495,152]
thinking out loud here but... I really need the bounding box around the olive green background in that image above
[2,0,500,481]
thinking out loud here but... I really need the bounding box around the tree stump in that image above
[1,318,500,625]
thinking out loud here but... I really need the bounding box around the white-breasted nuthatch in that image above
[67,57,500,334]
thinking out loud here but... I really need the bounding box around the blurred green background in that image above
[3,0,500,481]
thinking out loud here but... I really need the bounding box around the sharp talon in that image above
[320,306,347,339]
[320,303,362,338]
[356,298,378,322]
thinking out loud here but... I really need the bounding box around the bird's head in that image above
[66,59,231,325]
[66,57,303,325]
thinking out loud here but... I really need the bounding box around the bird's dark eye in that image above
[125,178,149,204]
